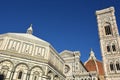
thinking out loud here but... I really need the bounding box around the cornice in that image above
[0,50,48,63]
[96,7,114,15]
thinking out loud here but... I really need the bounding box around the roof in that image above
[96,6,114,15]
[60,50,74,58]
[3,33,50,45]
[85,59,104,75]
[1,26,50,46]
[84,49,104,75]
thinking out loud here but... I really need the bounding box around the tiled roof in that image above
[84,49,104,75]
[85,59,104,75]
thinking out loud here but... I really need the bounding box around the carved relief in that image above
[41,48,45,57]
[34,46,45,57]
[7,39,21,52]
[21,42,33,54]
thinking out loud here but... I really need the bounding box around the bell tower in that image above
[96,7,120,80]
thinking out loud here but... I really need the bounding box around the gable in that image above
[60,50,74,58]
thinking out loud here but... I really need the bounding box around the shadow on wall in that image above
[0,75,4,80]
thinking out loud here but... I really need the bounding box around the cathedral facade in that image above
[0,7,119,80]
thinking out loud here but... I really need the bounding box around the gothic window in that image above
[112,45,116,52]
[116,61,120,70]
[105,25,112,35]
[107,46,110,52]
[110,62,114,71]
[18,71,23,79]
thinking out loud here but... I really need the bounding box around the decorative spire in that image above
[89,48,96,60]
[27,24,33,34]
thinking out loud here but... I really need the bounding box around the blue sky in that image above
[0,0,120,62]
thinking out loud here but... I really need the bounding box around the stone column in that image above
[5,70,12,80]
[10,69,15,80]
[54,77,60,80]
[26,70,30,80]
[51,74,54,80]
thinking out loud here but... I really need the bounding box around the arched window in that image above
[116,61,120,70]
[107,45,111,52]
[1,66,9,78]
[18,71,23,79]
[34,76,37,80]
[105,25,112,35]
[33,71,39,80]
[110,62,114,71]
[112,45,116,52]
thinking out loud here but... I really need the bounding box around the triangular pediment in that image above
[60,50,74,58]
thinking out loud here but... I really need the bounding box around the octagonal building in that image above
[0,25,65,80]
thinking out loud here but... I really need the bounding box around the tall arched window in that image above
[112,45,116,52]
[18,71,23,79]
[110,62,114,71]
[105,25,112,35]
[116,61,120,70]
[107,45,111,52]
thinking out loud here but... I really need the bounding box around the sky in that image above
[0,0,120,62]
